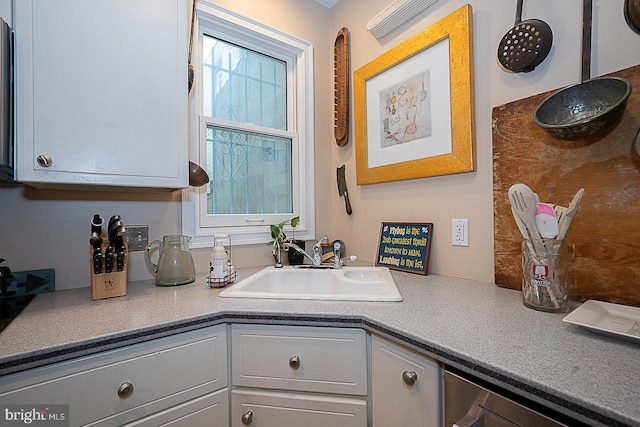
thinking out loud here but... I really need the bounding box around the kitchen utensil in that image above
[107,214,121,232]
[497,0,553,73]
[551,204,566,226]
[535,203,558,239]
[104,218,124,274]
[334,27,350,147]
[188,161,209,187]
[511,206,543,305]
[554,188,584,244]
[187,0,197,93]
[511,207,532,241]
[624,0,640,35]
[89,214,104,274]
[91,214,103,236]
[145,235,196,286]
[508,184,545,255]
[534,0,632,140]
[337,164,353,215]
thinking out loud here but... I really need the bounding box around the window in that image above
[182,2,315,247]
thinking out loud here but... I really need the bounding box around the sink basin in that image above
[219,266,402,301]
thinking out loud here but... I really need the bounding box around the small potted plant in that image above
[270,216,305,265]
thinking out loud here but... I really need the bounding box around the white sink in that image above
[219,266,402,302]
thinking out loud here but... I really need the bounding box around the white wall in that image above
[330,0,640,282]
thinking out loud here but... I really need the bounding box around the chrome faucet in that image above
[312,236,328,264]
[284,236,327,266]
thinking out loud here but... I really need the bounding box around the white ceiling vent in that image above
[367,0,439,39]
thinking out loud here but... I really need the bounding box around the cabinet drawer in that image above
[0,326,227,427]
[124,388,229,427]
[371,335,443,427]
[231,324,367,395]
[231,389,367,427]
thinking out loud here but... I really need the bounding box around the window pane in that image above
[203,35,287,130]
[206,125,293,215]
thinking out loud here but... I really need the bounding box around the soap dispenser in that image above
[209,238,228,288]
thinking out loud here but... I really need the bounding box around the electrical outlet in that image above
[452,219,469,247]
[126,225,149,252]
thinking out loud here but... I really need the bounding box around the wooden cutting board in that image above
[492,64,640,307]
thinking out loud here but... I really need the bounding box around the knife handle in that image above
[105,248,114,273]
[93,247,103,274]
[343,191,352,215]
[91,214,103,236]
[116,250,125,272]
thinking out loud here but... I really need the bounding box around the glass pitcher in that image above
[145,235,196,286]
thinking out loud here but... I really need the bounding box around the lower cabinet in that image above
[371,334,443,427]
[0,325,228,427]
[229,324,368,427]
[0,323,444,426]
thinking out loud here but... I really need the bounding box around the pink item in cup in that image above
[535,202,559,239]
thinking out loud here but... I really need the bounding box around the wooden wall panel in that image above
[492,64,640,307]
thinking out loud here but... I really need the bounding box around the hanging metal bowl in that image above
[533,0,632,140]
[534,76,632,140]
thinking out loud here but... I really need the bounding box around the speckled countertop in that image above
[0,267,638,427]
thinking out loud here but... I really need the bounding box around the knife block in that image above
[90,238,128,301]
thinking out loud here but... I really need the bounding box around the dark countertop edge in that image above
[0,311,634,427]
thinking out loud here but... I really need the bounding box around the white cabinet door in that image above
[231,389,367,427]
[13,0,188,188]
[371,335,443,427]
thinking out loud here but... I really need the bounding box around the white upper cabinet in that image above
[13,0,188,188]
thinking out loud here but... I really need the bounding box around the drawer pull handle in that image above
[36,154,53,168]
[241,410,253,425]
[117,382,134,399]
[402,370,418,387]
[289,355,301,370]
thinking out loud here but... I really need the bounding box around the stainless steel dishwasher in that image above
[444,370,568,427]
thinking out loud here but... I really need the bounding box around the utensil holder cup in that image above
[521,239,570,313]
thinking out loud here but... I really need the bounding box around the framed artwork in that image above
[354,4,475,185]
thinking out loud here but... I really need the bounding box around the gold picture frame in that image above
[354,4,475,185]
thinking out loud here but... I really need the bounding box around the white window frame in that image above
[182,1,315,248]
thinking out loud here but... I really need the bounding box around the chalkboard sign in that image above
[376,222,433,275]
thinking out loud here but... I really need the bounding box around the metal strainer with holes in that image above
[497,0,553,73]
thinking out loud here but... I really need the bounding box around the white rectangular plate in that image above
[563,300,640,344]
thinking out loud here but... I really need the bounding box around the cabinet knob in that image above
[36,154,53,168]
[402,370,418,387]
[289,355,301,370]
[241,410,253,425]
[117,382,134,399]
